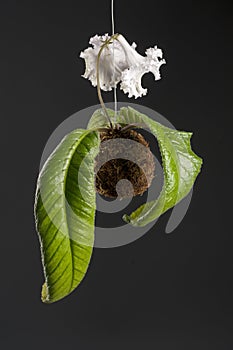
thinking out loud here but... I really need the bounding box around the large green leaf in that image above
[119,107,203,226]
[87,108,116,129]
[35,129,100,303]
[88,106,202,227]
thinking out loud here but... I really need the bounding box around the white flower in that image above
[80,33,166,99]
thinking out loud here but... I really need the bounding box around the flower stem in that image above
[96,34,119,129]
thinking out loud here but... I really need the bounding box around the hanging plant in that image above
[35,26,202,303]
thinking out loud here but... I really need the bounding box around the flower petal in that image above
[80,33,166,98]
[80,34,127,91]
[120,65,148,99]
[145,47,166,81]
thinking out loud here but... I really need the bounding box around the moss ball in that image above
[95,127,155,199]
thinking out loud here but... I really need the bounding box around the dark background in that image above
[1,0,233,348]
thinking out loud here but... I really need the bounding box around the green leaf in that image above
[87,108,115,130]
[118,107,203,226]
[35,129,100,303]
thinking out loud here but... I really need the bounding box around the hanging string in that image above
[111,0,117,122]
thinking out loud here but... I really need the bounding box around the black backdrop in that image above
[1,0,233,349]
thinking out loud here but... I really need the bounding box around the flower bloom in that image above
[80,33,166,99]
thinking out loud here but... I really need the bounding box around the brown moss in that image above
[95,127,155,199]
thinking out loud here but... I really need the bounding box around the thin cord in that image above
[111,0,118,122]
[111,0,115,39]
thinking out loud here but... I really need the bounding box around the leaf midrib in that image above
[60,130,93,295]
